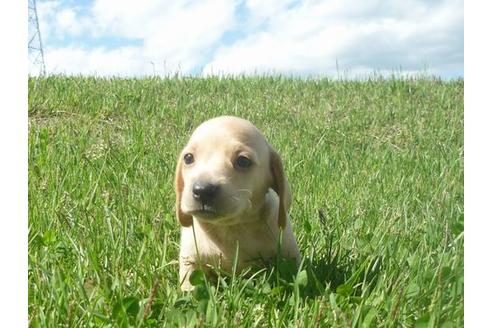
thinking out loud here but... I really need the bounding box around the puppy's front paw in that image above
[179,260,196,292]
[180,279,195,292]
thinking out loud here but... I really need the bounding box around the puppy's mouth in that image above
[188,204,220,219]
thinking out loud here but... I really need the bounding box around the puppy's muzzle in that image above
[192,181,220,205]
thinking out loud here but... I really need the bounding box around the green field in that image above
[28,76,464,327]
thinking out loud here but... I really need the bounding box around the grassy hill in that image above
[28,76,464,327]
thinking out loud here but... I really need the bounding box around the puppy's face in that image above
[175,116,291,228]
[176,117,272,226]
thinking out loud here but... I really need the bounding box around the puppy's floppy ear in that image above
[269,148,292,229]
[175,153,193,227]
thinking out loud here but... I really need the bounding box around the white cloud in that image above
[35,0,61,43]
[36,1,94,42]
[203,0,463,77]
[44,46,149,76]
[56,9,77,32]
[36,0,237,75]
[33,0,463,78]
[244,0,297,28]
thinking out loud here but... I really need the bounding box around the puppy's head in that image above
[175,116,290,228]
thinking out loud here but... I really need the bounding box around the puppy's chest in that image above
[197,224,279,267]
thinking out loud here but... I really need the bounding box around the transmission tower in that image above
[28,0,46,76]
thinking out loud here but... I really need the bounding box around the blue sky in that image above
[29,0,464,78]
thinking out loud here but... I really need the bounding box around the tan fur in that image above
[175,116,300,291]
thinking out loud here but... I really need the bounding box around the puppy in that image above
[175,116,300,291]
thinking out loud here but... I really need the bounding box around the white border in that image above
[464,1,492,327]
[0,0,28,325]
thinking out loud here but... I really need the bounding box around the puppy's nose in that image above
[192,182,219,203]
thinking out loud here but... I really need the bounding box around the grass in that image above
[28,75,463,327]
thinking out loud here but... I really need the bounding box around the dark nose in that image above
[192,182,219,203]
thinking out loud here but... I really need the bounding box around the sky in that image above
[29,0,464,79]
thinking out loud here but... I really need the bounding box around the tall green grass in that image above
[28,76,463,327]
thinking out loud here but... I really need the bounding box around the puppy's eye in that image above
[235,155,252,169]
[184,153,194,165]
